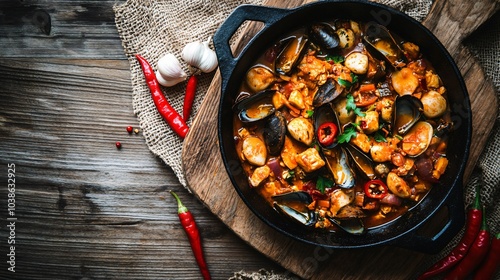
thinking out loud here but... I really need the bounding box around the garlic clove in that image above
[181,37,218,73]
[156,71,185,87]
[156,53,187,87]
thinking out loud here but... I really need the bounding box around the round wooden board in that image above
[182,0,498,278]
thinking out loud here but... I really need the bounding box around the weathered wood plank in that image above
[0,57,288,278]
[0,0,127,59]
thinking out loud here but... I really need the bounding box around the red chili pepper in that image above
[317,122,338,146]
[473,232,500,280]
[183,75,198,122]
[170,191,211,280]
[418,186,483,280]
[444,206,491,280]
[135,54,189,138]
[364,179,388,199]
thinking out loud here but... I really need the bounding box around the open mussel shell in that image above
[308,22,340,50]
[314,103,342,149]
[233,89,276,123]
[344,144,376,180]
[313,78,344,107]
[263,111,286,156]
[393,95,424,135]
[272,191,316,226]
[324,147,355,189]
[363,23,406,69]
[328,217,365,235]
[275,35,309,76]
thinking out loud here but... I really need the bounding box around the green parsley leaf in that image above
[337,78,352,88]
[326,55,345,64]
[306,109,314,118]
[316,175,334,193]
[337,125,357,144]
[346,94,366,117]
[374,131,388,142]
[351,73,358,84]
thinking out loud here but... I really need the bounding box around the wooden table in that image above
[1,0,498,279]
[0,1,287,279]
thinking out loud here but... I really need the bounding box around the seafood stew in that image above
[231,20,454,235]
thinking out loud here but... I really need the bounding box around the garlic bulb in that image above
[181,37,218,73]
[156,53,187,87]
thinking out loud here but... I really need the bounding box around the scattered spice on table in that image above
[135,54,189,139]
[134,128,139,134]
[115,141,122,149]
[473,232,500,280]
[183,75,198,122]
[418,186,483,279]
[444,206,491,280]
[126,126,133,133]
[169,191,211,280]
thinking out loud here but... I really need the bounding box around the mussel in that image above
[272,191,365,235]
[324,147,355,189]
[363,23,406,68]
[245,65,276,92]
[344,144,376,180]
[401,121,433,157]
[308,22,340,50]
[314,103,341,149]
[275,35,309,76]
[272,191,316,226]
[233,89,276,123]
[263,111,286,156]
[312,78,343,107]
[393,95,424,135]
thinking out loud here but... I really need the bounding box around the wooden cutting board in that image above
[182,0,498,278]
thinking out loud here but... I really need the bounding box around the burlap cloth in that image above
[113,0,499,278]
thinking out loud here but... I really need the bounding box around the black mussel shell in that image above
[308,22,340,50]
[263,111,286,156]
[313,78,343,107]
[393,95,424,135]
[314,103,341,149]
[233,89,276,123]
[345,144,376,180]
[275,35,309,76]
[363,23,406,69]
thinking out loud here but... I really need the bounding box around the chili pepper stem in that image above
[170,190,189,214]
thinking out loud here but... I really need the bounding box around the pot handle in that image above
[391,183,465,254]
[213,4,291,90]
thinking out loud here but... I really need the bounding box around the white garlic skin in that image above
[181,40,218,73]
[156,53,187,87]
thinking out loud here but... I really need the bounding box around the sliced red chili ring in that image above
[364,179,388,199]
[317,122,338,147]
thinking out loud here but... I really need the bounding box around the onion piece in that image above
[267,158,283,180]
[380,193,402,206]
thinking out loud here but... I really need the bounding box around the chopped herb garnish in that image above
[306,109,314,118]
[338,125,358,144]
[284,170,295,183]
[351,73,358,84]
[326,55,345,64]
[374,131,388,142]
[337,78,352,88]
[316,175,334,193]
[346,94,366,117]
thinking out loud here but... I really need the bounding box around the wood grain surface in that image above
[182,0,499,279]
[0,1,290,279]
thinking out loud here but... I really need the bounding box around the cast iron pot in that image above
[214,0,471,253]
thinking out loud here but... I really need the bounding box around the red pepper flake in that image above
[126,126,133,133]
[115,141,122,149]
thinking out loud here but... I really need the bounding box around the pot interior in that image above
[218,1,470,248]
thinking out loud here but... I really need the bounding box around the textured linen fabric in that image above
[114,0,499,278]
